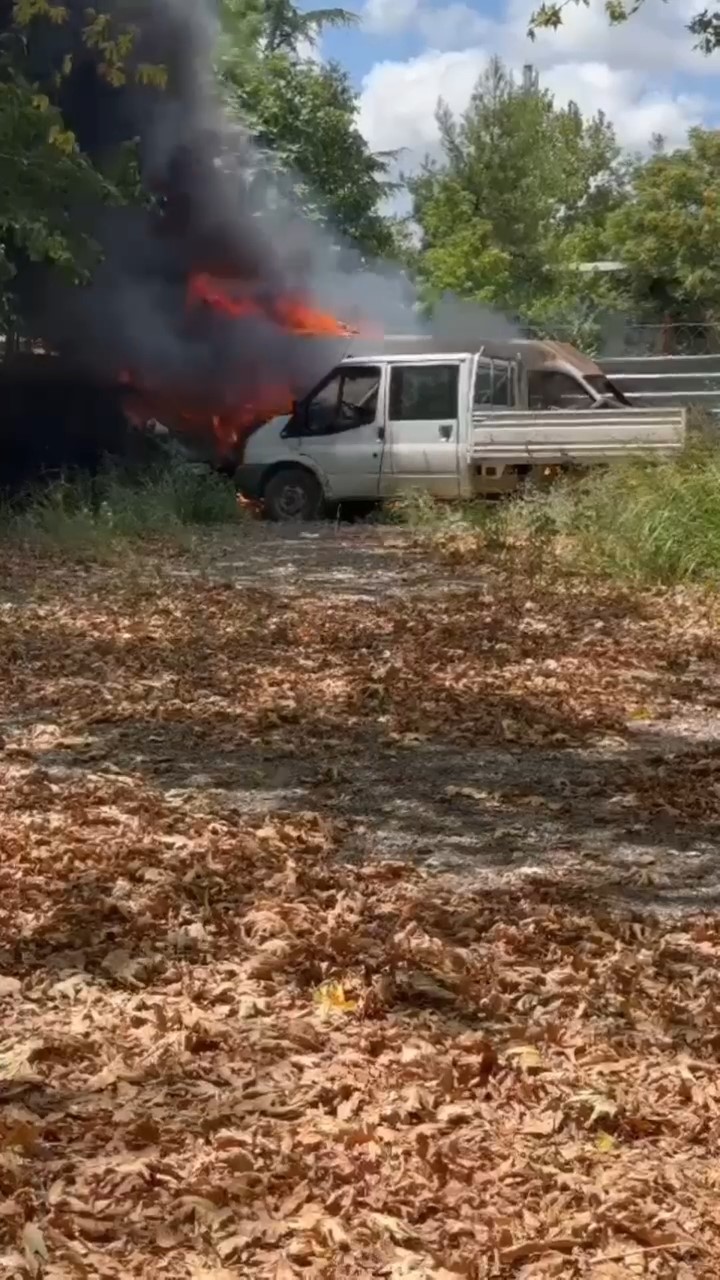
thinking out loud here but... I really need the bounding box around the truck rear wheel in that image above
[263,467,323,522]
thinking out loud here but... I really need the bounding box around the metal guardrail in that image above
[600,354,720,415]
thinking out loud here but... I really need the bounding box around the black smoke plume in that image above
[1,0,348,481]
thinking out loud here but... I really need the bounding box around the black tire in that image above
[263,467,323,522]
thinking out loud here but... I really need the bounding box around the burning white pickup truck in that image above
[234,335,686,521]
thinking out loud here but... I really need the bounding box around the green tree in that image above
[225,54,397,255]
[605,128,720,323]
[219,0,356,60]
[218,0,398,257]
[409,58,628,335]
[0,3,154,342]
[529,1,720,55]
[259,0,357,53]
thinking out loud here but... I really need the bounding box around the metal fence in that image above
[599,323,720,357]
[600,354,720,416]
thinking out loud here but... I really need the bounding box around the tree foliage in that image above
[409,58,628,340]
[259,0,357,54]
[0,1,150,335]
[409,63,720,343]
[606,129,720,321]
[529,0,720,53]
[0,72,138,286]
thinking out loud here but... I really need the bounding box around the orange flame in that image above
[120,272,374,456]
[187,272,356,338]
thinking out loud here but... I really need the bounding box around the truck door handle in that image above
[439,423,453,440]
[377,426,385,441]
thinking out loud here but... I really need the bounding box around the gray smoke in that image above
[429,296,525,342]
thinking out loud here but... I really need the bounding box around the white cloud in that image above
[363,0,718,73]
[359,50,708,163]
[364,0,490,47]
[358,49,487,156]
[358,0,720,170]
[364,0,421,34]
[542,63,708,150]
[417,3,490,50]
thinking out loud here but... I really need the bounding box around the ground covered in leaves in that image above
[1,527,720,1278]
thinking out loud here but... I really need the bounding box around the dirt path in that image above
[168,524,720,914]
[5,522,716,915]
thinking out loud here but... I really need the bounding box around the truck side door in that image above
[381,361,461,498]
[287,363,385,500]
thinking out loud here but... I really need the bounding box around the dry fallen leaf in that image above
[595,1131,616,1153]
[505,1044,544,1073]
[499,1236,577,1264]
[313,981,357,1015]
[22,1222,48,1275]
[523,1111,561,1137]
[274,1259,297,1280]
[0,1041,38,1080]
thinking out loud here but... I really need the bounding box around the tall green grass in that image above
[565,445,720,583]
[0,460,243,556]
[401,444,720,585]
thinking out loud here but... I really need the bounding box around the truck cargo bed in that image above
[471,407,685,463]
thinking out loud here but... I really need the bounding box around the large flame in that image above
[121,272,366,456]
[187,272,356,338]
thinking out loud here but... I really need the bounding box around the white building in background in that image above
[574,261,627,275]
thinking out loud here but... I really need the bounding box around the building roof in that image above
[574,260,627,274]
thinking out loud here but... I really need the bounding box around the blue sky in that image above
[296,0,720,172]
[307,0,506,80]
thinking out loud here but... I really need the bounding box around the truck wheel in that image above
[263,467,323,522]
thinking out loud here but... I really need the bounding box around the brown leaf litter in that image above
[0,533,718,1276]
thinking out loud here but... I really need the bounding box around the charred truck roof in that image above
[347,334,605,377]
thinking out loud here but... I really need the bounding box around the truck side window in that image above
[389,365,458,420]
[304,372,341,434]
[474,362,493,405]
[304,365,380,436]
[337,367,380,428]
[492,362,512,405]
[528,371,593,410]
[474,360,512,407]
